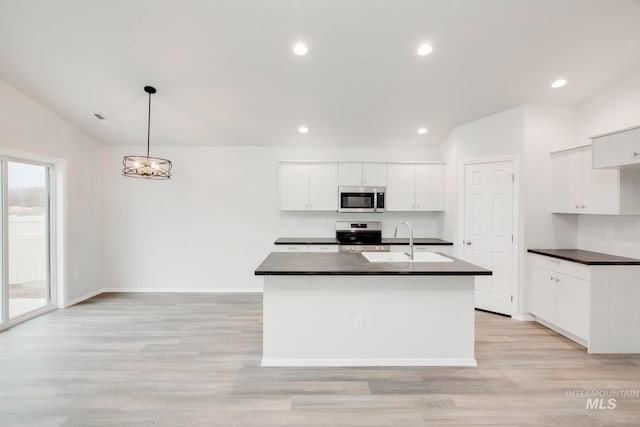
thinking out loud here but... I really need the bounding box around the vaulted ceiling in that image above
[1,0,640,147]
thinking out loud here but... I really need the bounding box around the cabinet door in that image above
[338,163,363,186]
[581,147,620,215]
[529,265,557,323]
[309,163,338,210]
[592,127,640,168]
[415,164,445,211]
[280,163,309,210]
[555,272,589,341]
[551,150,581,213]
[362,163,387,187]
[386,164,416,211]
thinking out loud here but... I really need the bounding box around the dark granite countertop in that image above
[527,249,640,265]
[274,237,339,245]
[274,237,453,245]
[255,252,492,276]
[383,238,453,245]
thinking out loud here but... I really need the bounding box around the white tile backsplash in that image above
[278,211,444,239]
[577,215,640,258]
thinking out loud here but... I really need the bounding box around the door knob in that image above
[464,240,472,245]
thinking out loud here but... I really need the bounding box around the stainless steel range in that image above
[336,221,390,252]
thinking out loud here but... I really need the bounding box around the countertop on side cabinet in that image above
[274,238,339,245]
[527,249,640,265]
[383,238,453,245]
[255,252,491,276]
[274,237,453,245]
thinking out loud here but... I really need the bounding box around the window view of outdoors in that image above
[8,161,49,319]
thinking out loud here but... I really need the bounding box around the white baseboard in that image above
[62,288,263,309]
[261,358,477,367]
[513,313,536,321]
[100,287,263,293]
[64,288,105,308]
[534,316,587,348]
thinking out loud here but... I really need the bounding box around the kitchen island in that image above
[255,252,491,367]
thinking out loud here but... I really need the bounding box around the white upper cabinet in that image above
[362,163,387,186]
[338,163,363,186]
[280,163,309,210]
[309,163,339,210]
[551,146,640,215]
[386,163,445,211]
[592,126,640,169]
[415,164,445,211]
[386,164,416,211]
[338,162,386,187]
[280,163,338,211]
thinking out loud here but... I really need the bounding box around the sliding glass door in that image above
[1,159,52,327]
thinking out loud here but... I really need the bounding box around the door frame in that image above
[0,148,66,331]
[457,155,520,318]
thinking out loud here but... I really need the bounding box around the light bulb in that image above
[293,43,308,56]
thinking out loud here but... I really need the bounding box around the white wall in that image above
[440,105,580,317]
[440,106,526,252]
[101,145,440,292]
[522,105,579,313]
[575,63,640,258]
[523,105,579,252]
[0,77,103,304]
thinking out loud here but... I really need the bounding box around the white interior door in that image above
[463,161,514,315]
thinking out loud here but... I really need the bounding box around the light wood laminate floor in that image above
[1,293,639,427]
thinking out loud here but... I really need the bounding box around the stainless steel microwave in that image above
[338,186,385,213]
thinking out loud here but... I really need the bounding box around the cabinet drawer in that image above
[275,245,308,252]
[530,253,590,281]
[307,245,339,253]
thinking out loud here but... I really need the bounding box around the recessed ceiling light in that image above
[417,127,429,135]
[551,79,567,88]
[293,42,308,56]
[417,43,433,56]
[298,126,309,134]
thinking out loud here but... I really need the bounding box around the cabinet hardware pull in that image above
[634,152,639,157]
[549,259,561,263]
[581,205,586,209]
[464,240,472,245]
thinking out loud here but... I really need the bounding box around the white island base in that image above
[262,275,476,367]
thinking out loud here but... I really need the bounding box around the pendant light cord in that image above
[146,91,152,158]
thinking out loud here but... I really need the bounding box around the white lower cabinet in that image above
[307,245,339,253]
[275,245,307,252]
[275,245,338,253]
[530,263,588,341]
[529,253,640,353]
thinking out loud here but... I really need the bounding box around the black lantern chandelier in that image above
[122,86,172,180]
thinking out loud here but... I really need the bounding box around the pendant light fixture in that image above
[122,86,172,180]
